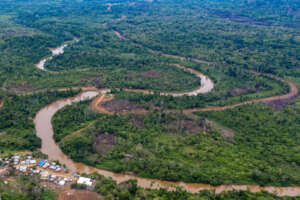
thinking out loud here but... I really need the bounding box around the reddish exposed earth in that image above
[58,189,104,200]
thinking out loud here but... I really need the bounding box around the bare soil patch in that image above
[267,95,299,109]
[91,95,113,114]
[102,99,145,113]
[58,189,104,200]
[80,74,105,89]
[93,134,117,158]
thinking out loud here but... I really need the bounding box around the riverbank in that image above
[34,88,300,197]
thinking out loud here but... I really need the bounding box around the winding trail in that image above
[30,29,299,196]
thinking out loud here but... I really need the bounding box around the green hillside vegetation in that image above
[0,0,299,194]
[0,89,79,153]
[53,99,300,186]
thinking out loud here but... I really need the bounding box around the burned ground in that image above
[93,134,117,159]
[101,99,145,113]
[267,94,299,109]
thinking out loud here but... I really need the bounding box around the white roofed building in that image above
[77,177,93,186]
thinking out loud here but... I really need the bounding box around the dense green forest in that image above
[0,0,299,198]
[0,89,79,153]
[53,98,300,186]
[0,0,296,106]
[114,73,289,109]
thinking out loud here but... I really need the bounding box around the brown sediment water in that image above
[32,29,300,196]
[34,90,300,197]
[35,39,79,71]
[124,64,214,96]
[183,72,298,113]
[35,44,68,71]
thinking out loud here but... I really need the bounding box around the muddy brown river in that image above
[35,38,79,71]
[34,91,300,196]
[32,32,300,196]
[35,44,68,71]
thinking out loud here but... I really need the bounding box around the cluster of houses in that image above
[39,160,62,172]
[0,154,94,187]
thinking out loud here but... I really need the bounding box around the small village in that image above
[0,153,93,188]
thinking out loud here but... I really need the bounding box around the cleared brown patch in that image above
[267,95,299,109]
[101,99,145,113]
[141,70,164,78]
[91,94,114,114]
[94,134,117,158]
[58,189,104,200]
[183,72,298,113]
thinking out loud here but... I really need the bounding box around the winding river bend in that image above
[35,38,79,71]
[35,44,68,71]
[34,91,300,197]
[31,32,300,196]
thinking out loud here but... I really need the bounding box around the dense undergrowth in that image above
[53,98,300,186]
[0,89,79,153]
[114,72,289,109]
[0,0,299,193]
